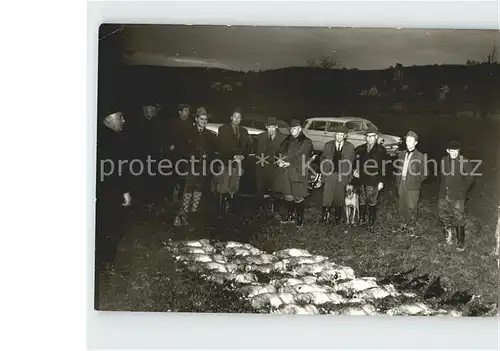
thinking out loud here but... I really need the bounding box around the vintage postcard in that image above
[94,24,499,316]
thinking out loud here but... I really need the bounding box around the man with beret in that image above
[438,140,474,251]
[393,130,428,234]
[174,107,217,227]
[95,106,133,308]
[353,125,389,227]
[276,119,314,227]
[165,103,193,203]
[255,117,287,218]
[215,107,250,213]
[320,124,356,224]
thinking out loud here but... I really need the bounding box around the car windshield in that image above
[366,121,378,130]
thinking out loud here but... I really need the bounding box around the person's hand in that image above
[377,182,384,191]
[283,161,290,168]
[122,192,132,207]
[353,169,360,178]
[169,145,175,151]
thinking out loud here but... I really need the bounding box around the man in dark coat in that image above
[438,140,474,251]
[276,119,314,227]
[255,117,287,217]
[320,124,356,224]
[393,130,428,234]
[353,125,390,227]
[173,107,217,226]
[131,101,164,210]
[215,107,250,213]
[165,104,193,202]
[95,108,133,308]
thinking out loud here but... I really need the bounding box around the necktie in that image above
[402,150,413,178]
[234,126,239,140]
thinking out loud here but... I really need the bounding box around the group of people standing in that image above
[96,102,476,275]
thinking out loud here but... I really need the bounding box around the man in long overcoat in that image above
[276,119,314,227]
[320,124,356,224]
[255,117,287,217]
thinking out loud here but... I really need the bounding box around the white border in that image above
[87,1,500,349]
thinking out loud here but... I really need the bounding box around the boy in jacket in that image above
[438,140,474,251]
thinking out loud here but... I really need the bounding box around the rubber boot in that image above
[295,202,304,227]
[359,204,367,225]
[321,206,330,223]
[444,226,453,245]
[456,226,465,252]
[334,206,343,225]
[368,205,377,227]
[272,197,282,220]
[283,201,295,222]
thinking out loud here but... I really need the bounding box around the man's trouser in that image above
[438,195,465,227]
[398,180,420,227]
[359,185,380,206]
[216,162,242,195]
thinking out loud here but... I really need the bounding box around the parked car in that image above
[302,117,402,157]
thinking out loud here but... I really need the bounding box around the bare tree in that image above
[466,44,498,65]
[484,44,497,64]
[306,55,339,69]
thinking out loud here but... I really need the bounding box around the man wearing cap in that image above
[438,140,474,251]
[353,126,389,227]
[394,130,428,234]
[215,107,250,213]
[132,101,164,210]
[95,107,133,308]
[173,107,217,227]
[165,104,193,203]
[255,117,287,217]
[276,119,313,227]
[320,124,356,224]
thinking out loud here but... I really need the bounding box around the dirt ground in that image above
[95,113,499,314]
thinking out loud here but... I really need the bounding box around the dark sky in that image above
[122,25,500,71]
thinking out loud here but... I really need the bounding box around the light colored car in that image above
[302,117,402,157]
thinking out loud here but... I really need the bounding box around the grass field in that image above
[95,113,499,315]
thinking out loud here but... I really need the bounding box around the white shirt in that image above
[336,141,344,151]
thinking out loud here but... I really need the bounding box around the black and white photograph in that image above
[94,23,499,316]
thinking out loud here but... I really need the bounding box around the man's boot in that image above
[456,226,465,252]
[321,206,330,223]
[283,201,295,222]
[368,205,377,227]
[272,197,282,220]
[295,202,304,227]
[444,226,453,245]
[359,204,367,225]
[334,206,343,225]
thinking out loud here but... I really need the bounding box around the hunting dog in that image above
[344,184,359,225]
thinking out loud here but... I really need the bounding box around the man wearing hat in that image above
[353,125,389,227]
[255,117,288,217]
[174,107,217,227]
[320,124,356,224]
[438,140,474,251]
[95,105,133,308]
[215,107,250,213]
[276,119,313,227]
[165,103,193,203]
[131,100,164,211]
[393,130,428,234]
